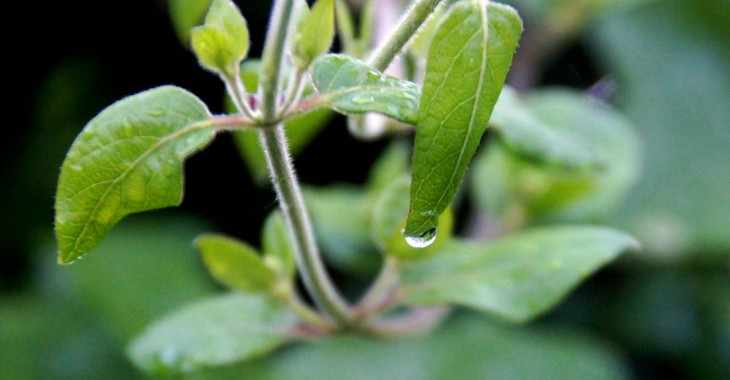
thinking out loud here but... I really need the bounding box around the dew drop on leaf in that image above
[404,227,438,248]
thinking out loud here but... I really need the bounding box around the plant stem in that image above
[355,256,401,319]
[279,66,307,115]
[254,0,354,327]
[259,0,295,121]
[368,306,450,338]
[224,72,257,120]
[366,0,442,71]
[258,126,353,325]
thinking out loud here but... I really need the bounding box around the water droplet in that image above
[366,71,381,81]
[404,227,438,248]
[352,95,374,104]
[146,109,165,117]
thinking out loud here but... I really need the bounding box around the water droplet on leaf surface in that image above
[404,227,438,248]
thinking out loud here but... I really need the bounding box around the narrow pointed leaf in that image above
[406,1,522,238]
[400,226,639,322]
[311,54,421,124]
[293,0,335,68]
[54,86,214,264]
[128,293,298,375]
[195,234,276,292]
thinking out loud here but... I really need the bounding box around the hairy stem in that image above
[367,0,442,71]
[258,126,352,324]
[259,0,295,120]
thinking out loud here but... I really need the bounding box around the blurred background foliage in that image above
[1,0,729,378]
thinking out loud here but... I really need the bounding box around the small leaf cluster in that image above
[53,0,643,375]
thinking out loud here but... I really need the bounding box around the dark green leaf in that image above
[406,1,522,239]
[293,0,335,68]
[262,211,297,280]
[191,0,250,75]
[128,293,298,375]
[54,86,214,264]
[311,54,421,124]
[195,234,276,292]
[400,226,639,322]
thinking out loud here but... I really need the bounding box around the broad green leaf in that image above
[54,86,214,264]
[400,226,639,322]
[191,0,250,75]
[595,1,730,255]
[128,293,298,375]
[231,60,334,183]
[371,176,453,260]
[406,1,522,239]
[293,0,335,68]
[311,54,421,124]
[490,86,599,168]
[304,185,381,276]
[191,314,628,380]
[195,234,276,292]
[262,210,297,280]
[169,0,211,45]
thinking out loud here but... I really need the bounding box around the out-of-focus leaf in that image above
[595,0,730,255]
[473,89,641,225]
[262,210,297,280]
[62,215,217,342]
[311,54,421,123]
[370,176,453,260]
[366,139,411,193]
[406,1,522,239]
[293,0,335,68]
[191,0,250,76]
[399,226,639,322]
[191,314,628,379]
[490,86,599,167]
[54,86,214,264]
[169,0,214,45]
[195,234,276,292]
[128,293,298,376]
[303,185,381,276]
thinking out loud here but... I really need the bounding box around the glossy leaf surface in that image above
[54,86,214,264]
[406,1,522,238]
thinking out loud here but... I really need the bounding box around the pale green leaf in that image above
[406,1,522,238]
[128,293,298,375]
[262,210,297,280]
[366,139,411,193]
[54,86,214,264]
[293,0,335,68]
[311,54,421,124]
[400,226,639,322]
[169,0,211,45]
[490,86,600,168]
[191,0,250,75]
[195,234,276,292]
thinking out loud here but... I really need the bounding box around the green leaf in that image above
[400,226,639,322]
[293,0,335,68]
[473,89,640,226]
[371,176,453,260]
[191,0,250,75]
[191,314,628,380]
[405,1,522,239]
[128,293,298,375]
[54,86,214,264]
[195,234,276,292]
[490,86,599,168]
[311,54,421,124]
[304,185,381,276]
[169,0,211,45]
[262,211,297,280]
[366,139,411,193]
